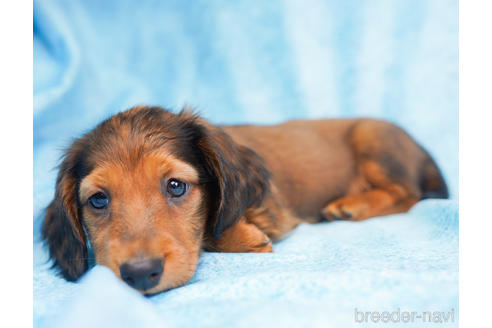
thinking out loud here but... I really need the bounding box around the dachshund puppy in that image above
[42,106,448,294]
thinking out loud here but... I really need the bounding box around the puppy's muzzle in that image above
[119,258,164,291]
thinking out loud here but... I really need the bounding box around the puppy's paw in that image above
[322,197,368,221]
[251,239,273,253]
[213,218,273,253]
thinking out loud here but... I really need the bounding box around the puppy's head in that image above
[42,106,270,294]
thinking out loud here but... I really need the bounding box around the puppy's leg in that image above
[321,157,420,221]
[211,218,273,253]
[245,197,302,242]
[322,186,418,221]
[322,120,426,221]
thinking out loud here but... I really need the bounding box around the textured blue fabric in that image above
[34,0,458,327]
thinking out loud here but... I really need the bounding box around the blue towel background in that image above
[34,0,458,327]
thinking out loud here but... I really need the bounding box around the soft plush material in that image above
[33,0,458,327]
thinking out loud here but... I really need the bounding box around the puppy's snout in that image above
[119,258,164,291]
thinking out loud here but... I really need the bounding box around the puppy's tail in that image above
[419,151,449,200]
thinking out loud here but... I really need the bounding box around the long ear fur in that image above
[180,113,271,238]
[42,143,89,281]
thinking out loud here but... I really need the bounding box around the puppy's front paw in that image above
[213,218,274,253]
[251,239,273,253]
[322,197,367,221]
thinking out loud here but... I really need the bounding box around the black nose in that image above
[119,258,164,291]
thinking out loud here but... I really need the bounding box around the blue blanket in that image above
[34,0,458,327]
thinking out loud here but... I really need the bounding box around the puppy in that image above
[42,106,448,294]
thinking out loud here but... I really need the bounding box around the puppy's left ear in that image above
[180,112,271,238]
[42,142,88,281]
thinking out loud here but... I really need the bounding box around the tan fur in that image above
[42,106,448,294]
[80,153,204,293]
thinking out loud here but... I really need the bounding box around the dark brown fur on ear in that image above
[42,142,89,281]
[176,110,271,238]
[203,128,271,238]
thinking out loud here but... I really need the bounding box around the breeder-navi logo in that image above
[354,308,455,324]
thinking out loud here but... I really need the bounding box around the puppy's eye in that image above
[88,192,109,209]
[167,179,187,197]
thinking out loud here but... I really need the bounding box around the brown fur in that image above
[42,106,448,294]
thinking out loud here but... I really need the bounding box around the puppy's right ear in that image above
[177,112,271,239]
[42,142,89,281]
